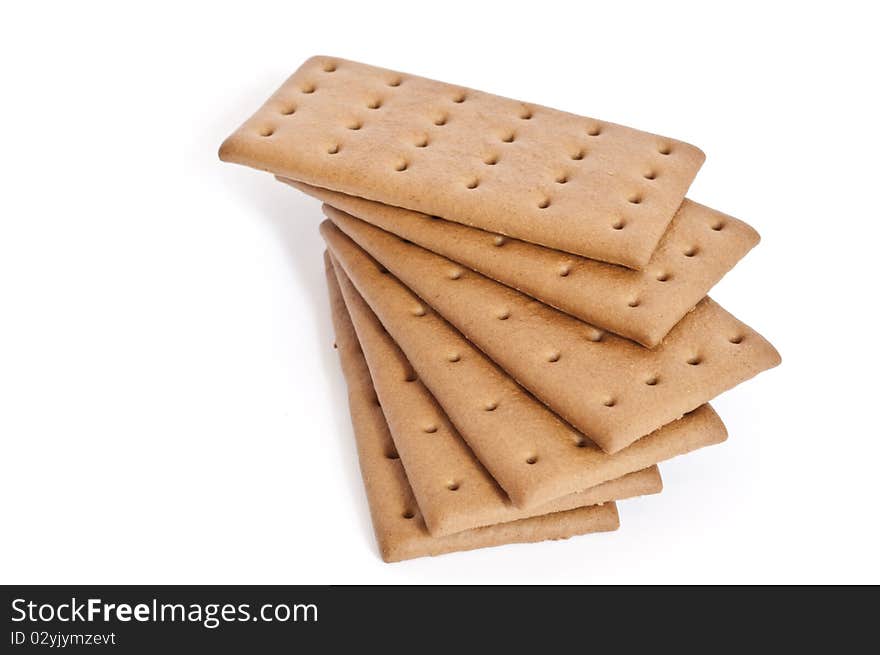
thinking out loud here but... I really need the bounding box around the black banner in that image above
[0,585,872,651]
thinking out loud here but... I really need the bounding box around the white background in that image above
[2,1,878,584]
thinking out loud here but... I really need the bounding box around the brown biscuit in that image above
[323,228,728,508]
[330,252,661,535]
[283,179,759,347]
[322,214,779,455]
[324,252,620,561]
[220,56,705,268]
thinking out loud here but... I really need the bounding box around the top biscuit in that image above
[220,56,705,268]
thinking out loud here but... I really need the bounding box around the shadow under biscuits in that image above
[225,173,375,548]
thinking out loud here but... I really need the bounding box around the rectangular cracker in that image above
[330,252,661,534]
[322,215,780,455]
[220,55,706,268]
[324,252,620,561]
[285,179,759,347]
[323,228,728,508]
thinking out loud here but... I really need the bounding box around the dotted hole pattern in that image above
[258,57,691,236]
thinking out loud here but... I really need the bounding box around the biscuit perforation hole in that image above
[322,62,337,72]
[446,482,460,491]
[347,120,362,130]
[659,144,672,155]
[687,356,702,366]
[484,401,499,412]
[395,160,408,172]
[388,77,402,87]
[385,450,399,460]
[547,351,561,363]
[301,83,316,94]
[538,197,551,209]
[711,221,725,231]
[587,124,602,136]
[484,154,499,166]
[629,194,643,205]
[628,299,641,308]
[656,272,670,282]
[501,132,516,143]
[644,170,657,180]
[412,307,426,317]
[434,114,448,126]
[520,107,533,120]
[447,353,461,363]
[684,246,699,257]
[402,510,415,520]
[404,370,418,382]
[452,91,466,103]
[612,220,626,230]
[448,269,463,280]
[526,456,538,465]
[559,265,572,277]
[415,135,429,148]
[556,174,569,184]
[729,335,744,344]
[496,310,511,320]
[571,149,585,161]
[493,236,507,247]
[575,437,588,448]
[327,144,340,154]
[280,105,296,116]
[259,127,275,137]
[466,178,480,190]
[645,376,659,386]
[423,424,438,434]
[603,398,617,407]
[587,330,604,343]
[367,98,383,109]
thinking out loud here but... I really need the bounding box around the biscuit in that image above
[323,227,728,507]
[220,56,705,268]
[284,179,759,347]
[330,251,661,534]
[324,252,620,561]
[322,214,779,455]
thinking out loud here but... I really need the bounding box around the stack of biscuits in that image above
[220,56,780,562]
